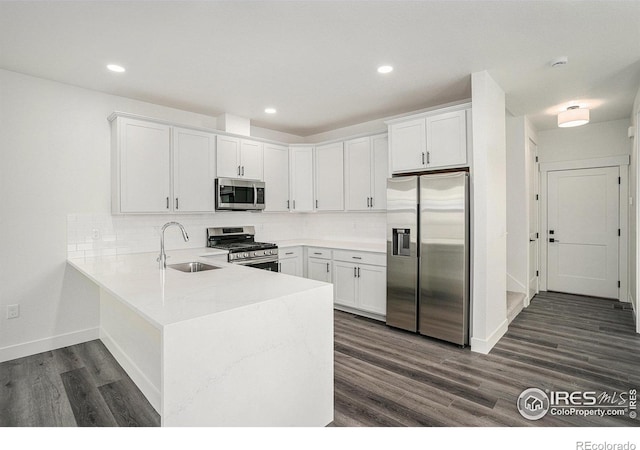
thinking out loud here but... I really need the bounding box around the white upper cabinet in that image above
[388,106,469,174]
[263,143,290,212]
[389,117,426,173]
[289,146,314,212]
[344,134,388,211]
[111,115,217,214]
[425,110,467,168]
[112,117,172,213]
[173,127,216,213]
[240,139,264,180]
[314,142,344,211]
[216,135,263,180]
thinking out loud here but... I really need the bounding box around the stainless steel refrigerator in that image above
[386,172,470,346]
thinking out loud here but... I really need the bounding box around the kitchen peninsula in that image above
[67,248,334,426]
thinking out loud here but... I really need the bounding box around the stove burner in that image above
[206,226,278,265]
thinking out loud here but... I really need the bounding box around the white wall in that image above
[631,85,640,327]
[537,119,631,163]
[0,69,386,361]
[470,71,508,354]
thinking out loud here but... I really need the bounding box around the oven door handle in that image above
[231,256,278,266]
[253,184,257,207]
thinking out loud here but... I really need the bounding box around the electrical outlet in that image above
[92,228,101,240]
[7,304,19,319]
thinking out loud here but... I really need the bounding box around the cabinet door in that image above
[425,110,467,168]
[357,264,387,316]
[216,135,240,178]
[240,139,263,180]
[290,146,314,212]
[333,261,358,308]
[307,257,332,283]
[344,137,371,211]
[279,258,299,277]
[370,134,388,210]
[263,143,290,212]
[389,118,426,173]
[119,118,171,213]
[173,127,216,212]
[314,142,344,211]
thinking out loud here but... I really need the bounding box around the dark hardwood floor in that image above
[1,291,638,427]
[333,291,640,427]
[0,340,160,427]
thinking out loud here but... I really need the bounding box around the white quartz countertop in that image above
[274,239,386,253]
[68,248,328,329]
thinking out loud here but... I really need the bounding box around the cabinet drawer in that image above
[307,247,332,259]
[333,250,385,266]
[279,247,302,260]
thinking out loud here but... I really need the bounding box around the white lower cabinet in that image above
[332,250,386,318]
[307,257,332,283]
[278,247,303,277]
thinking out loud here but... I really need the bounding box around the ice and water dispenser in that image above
[392,228,411,257]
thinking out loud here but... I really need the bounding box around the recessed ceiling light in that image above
[107,64,125,73]
[377,65,393,74]
[264,107,277,114]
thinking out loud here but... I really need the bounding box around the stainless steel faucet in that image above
[158,222,189,269]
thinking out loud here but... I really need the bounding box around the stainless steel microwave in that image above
[215,178,266,211]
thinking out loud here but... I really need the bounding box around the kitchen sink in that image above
[168,262,221,273]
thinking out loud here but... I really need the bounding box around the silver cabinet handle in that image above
[242,166,244,176]
[316,199,318,209]
[313,252,322,255]
[285,252,294,255]
[175,198,179,210]
[426,151,430,164]
[357,267,360,278]
[422,152,425,165]
[354,267,357,277]
[367,197,370,207]
[287,200,290,209]
[166,197,169,209]
[352,256,362,260]
[326,262,329,273]
[237,165,241,176]
[370,197,374,208]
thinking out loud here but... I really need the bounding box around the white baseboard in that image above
[333,305,385,322]
[0,327,99,363]
[100,327,161,413]
[470,319,508,355]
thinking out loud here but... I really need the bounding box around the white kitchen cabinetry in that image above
[314,142,344,211]
[111,116,216,214]
[112,117,172,213]
[263,143,290,212]
[289,146,314,212]
[173,127,216,212]
[344,134,388,211]
[332,250,386,318]
[278,247,303,277]
[388,106,469,174]
[306,247,332,283]
[216,135,263,180]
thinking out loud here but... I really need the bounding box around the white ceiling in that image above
[1,1,639,136]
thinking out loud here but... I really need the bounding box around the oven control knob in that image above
[244,253,249,257]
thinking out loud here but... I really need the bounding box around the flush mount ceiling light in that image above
[558,105,590,128]
[377,65,393,74]
[106,64,125,73]
[264,107,277,114]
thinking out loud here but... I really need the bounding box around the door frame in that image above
[526,137,539,307]
[539,155,629,301]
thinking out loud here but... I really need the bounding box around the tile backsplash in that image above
[67,211,386,258]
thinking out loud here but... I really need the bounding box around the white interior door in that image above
[547,167,619,299]
[527,139,539,301]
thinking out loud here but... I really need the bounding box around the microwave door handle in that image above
[253,184,257,207]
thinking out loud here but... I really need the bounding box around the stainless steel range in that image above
[206,226,279,271]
